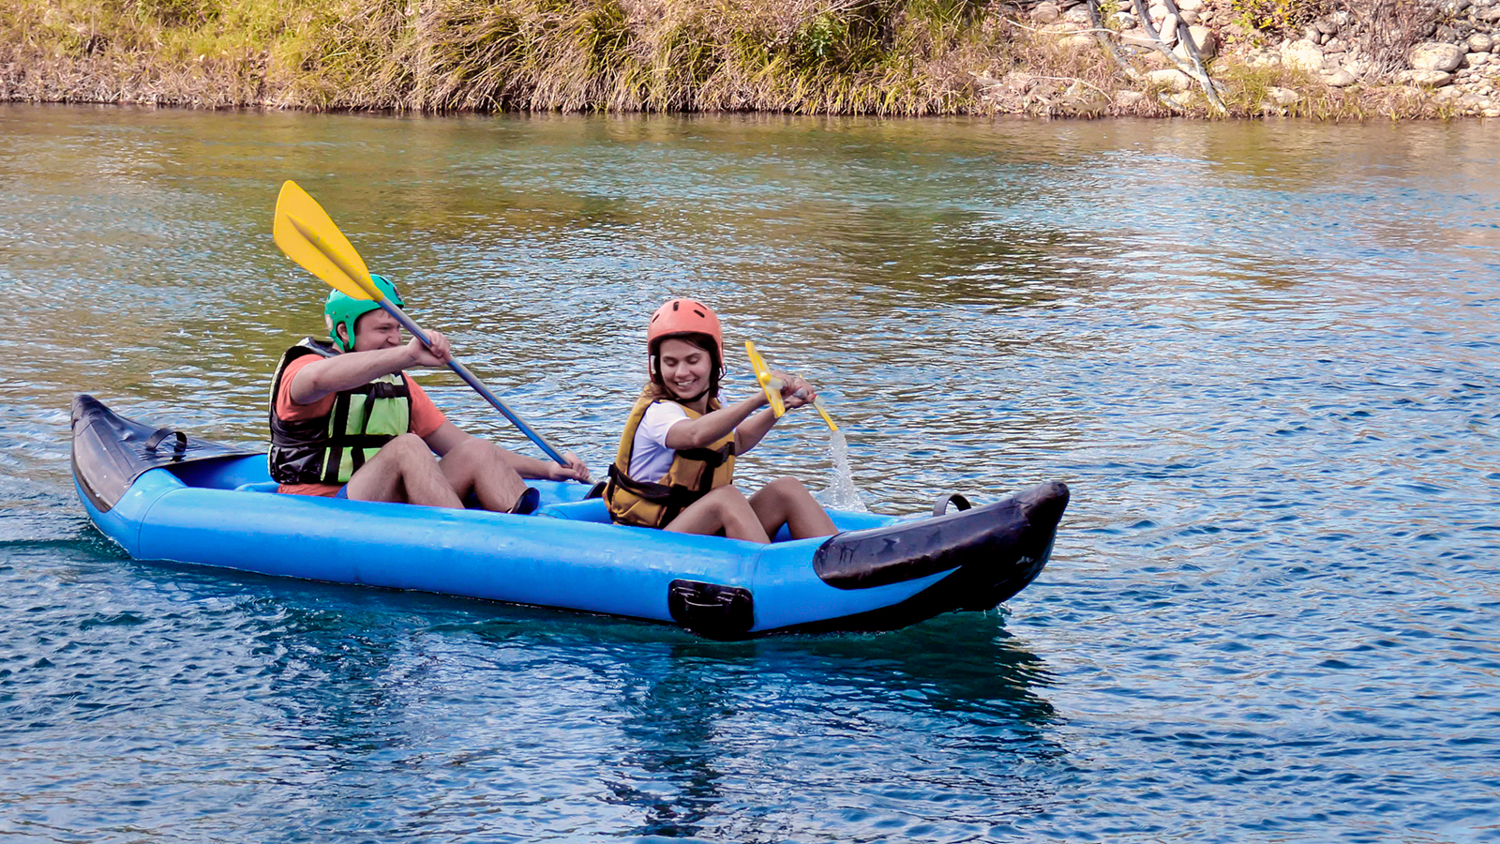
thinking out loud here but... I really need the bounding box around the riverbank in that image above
[2,0,1495,118]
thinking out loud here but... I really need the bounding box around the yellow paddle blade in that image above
[273,180,382,301]
[745,341,839,431]
[744,340,786,418]
[811,395,839,433]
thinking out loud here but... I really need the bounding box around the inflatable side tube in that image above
[71,394,258,511]
[813,481,1070,590]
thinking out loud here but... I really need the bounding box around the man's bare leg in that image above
[438,437,531,512]
[345,433,464,508]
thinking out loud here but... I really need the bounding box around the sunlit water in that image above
[1,104,1498,842]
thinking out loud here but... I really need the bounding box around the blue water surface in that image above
[1,105,1497,842]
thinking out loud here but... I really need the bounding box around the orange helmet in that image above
[647,299,724,363]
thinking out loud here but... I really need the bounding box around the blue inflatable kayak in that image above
[70,395,1068,638]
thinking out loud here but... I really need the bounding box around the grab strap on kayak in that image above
[145,427,188,460]
[932,492,972,517]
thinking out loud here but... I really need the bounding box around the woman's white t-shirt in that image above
[628,401,690,481]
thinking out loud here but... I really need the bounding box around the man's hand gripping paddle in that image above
[273,180,570,466]
[744,341,838,431]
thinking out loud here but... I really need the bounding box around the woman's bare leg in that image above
[748,476,837,540]
[665,485,770,543]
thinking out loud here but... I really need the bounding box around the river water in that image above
[2,104,1497,842]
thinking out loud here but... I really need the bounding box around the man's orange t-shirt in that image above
[275,354,448,496]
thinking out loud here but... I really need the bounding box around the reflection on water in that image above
[1,104,1498,841]
[600,620,1058,839]
[0,548,1056,840]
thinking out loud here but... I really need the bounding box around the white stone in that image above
[1282,39,1325,73]
[1063,33,1097,52]
[1470,52,1492,66]
[1147,68,1194,91]
[1114,12,1138,29]
[1177,0,1205,10]
[1187,25,1217,59]
[1400,69,1456,86]
[1116,90,1148,106]
[1172,27,1218,62]
[1266,86,1300,106]
[1159,13,1181,45]
[1409,42,1466,72]
[1064,5,1093,24]
[1031,2,1061,23]
[1469,33,1494,52]
[1180,10,1199,24]
[1324,69,1357,87]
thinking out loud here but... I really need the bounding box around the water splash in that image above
[819,428,868,513]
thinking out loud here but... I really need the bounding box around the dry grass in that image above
[0,0,1462,118]
[0,0,1006,113]
[1340,0,1437,76]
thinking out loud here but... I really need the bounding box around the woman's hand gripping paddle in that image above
[272,180,571,467]
[744,341,837,431]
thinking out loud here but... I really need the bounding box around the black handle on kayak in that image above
[145,427,188,460]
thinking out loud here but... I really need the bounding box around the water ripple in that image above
[2,105,1499,842]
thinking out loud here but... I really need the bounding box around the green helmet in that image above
[325,274,405,352]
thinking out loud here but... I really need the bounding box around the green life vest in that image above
[268,338,413,485]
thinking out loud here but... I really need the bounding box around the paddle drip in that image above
[820,428,868,512]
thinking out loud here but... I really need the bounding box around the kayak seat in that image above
[234,481,282,494]
[535,498,611,523]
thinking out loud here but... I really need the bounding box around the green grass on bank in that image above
[0,0,1451,117]
[1,0,1014,113]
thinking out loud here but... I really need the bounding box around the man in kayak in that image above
[269,275,590,512]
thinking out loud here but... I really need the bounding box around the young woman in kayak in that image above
[603,299,837,543]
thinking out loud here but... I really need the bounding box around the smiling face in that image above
[655,336,716,403]
[347,309,403,353]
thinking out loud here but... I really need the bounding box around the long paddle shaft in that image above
[276,183,569,466]
[381,300,566,465]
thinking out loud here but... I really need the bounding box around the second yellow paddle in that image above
[744,341,838,432]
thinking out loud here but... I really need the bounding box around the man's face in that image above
[350,309,402,352]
